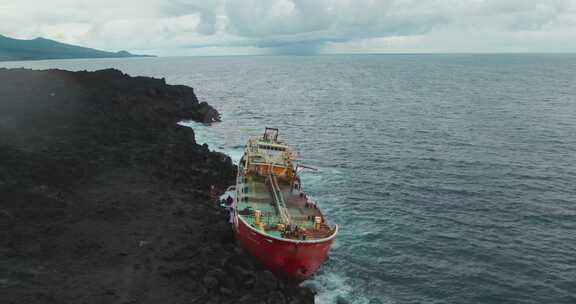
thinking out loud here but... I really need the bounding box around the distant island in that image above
[0,34,154,61]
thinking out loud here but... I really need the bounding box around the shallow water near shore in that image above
[3,54,576,304]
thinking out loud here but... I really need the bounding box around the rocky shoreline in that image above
[0,68,314,303]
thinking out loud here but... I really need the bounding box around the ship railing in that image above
[240,211,282,224]
[239,209,337,239]
[239,212,320,225]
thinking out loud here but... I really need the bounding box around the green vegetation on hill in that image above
[0,34,153,61]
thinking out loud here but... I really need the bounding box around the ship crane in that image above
[267,172,291,224]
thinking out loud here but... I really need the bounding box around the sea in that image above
[3,54,575,304]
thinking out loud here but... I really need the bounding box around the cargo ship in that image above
[228,128,338,280]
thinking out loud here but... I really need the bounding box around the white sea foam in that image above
[178,120,243,164]
[307,271,354,304]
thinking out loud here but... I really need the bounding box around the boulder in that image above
[257,270,278,293]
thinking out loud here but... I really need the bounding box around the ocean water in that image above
[3,54,576,304]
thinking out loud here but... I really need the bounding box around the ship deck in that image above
[236,174,333,240]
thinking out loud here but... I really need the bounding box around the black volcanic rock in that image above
[0,34,153,61]
[0,68,313,304]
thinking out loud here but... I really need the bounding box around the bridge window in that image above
[258,144,286,152]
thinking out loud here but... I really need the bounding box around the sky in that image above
[1,0,575,56]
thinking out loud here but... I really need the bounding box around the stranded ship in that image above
[228,128,338,279]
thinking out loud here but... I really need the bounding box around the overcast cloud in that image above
[1,0,575,55]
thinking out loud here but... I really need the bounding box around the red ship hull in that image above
[234,216,336,280]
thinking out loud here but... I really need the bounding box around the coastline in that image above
[0,68,314,303]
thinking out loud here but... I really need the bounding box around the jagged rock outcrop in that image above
[0,68,313,304]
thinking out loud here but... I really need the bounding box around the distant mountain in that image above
[0,34,154,61]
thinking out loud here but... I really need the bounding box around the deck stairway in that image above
[267,173,291,224]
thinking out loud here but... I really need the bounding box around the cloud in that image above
[159,0,220,35]
[0,0,575,55]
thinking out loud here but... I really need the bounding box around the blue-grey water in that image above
[3,54,576,304]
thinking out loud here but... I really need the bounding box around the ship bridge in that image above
[243,128,295,181]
